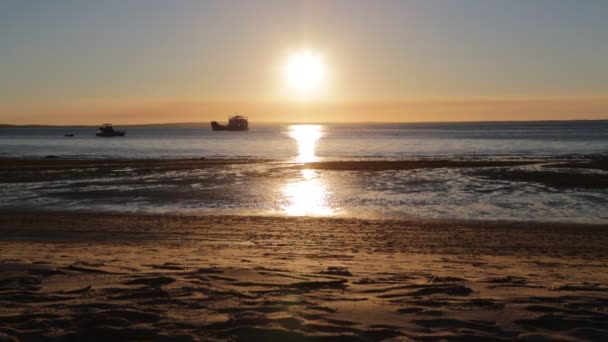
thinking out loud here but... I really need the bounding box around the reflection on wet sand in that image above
[282,169,334,216]
[282,125,335,216]
[1,157,606,223]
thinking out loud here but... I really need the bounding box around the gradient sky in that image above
[1,0,607,124]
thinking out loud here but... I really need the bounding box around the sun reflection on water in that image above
[287,125,323,163]
[281,125,334,216]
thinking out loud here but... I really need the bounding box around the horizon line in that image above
[2,118,608,127]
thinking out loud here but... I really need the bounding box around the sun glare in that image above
[280,124,334,216]
[282,50,328,100]
[281,169,334,216]
[287,125,323,163]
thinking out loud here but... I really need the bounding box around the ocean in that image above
[1,121,607,159]
[1,121,607,223]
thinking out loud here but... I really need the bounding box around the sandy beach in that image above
[3,0,608,340]
[1,211,607,341]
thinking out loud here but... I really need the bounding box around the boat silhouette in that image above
[96,124,126,137]
[211,115,249,131]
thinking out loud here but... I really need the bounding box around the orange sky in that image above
[2,2,608,124]
[3,97,607,125]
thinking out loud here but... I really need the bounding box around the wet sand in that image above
[3,157,606,188]
[0,158,263,184]
[0,158,538,183]
[297,160,537,171]
[475,169,608,188]
[1,211,607,341]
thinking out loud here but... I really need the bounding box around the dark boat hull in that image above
[96,131,126,137]
[211,121,248,131]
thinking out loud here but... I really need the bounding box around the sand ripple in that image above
[1,212,607,341]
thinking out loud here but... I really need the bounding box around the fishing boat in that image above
[211,115,249,131]
[96,124,126,137]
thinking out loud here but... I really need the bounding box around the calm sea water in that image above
[1,121,607,223]
[1,121,607,159]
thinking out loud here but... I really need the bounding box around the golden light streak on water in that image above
[282,125,333,216]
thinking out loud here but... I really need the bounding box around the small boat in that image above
[96,123,126,137]
[211,115,249,131]
[64,133,75,137]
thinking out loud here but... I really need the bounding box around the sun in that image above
[282,50,328,100]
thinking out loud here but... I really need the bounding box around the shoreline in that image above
[2,209,607,233]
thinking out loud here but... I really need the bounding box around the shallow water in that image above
[1,160,607,223]
[1,121,607,223]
